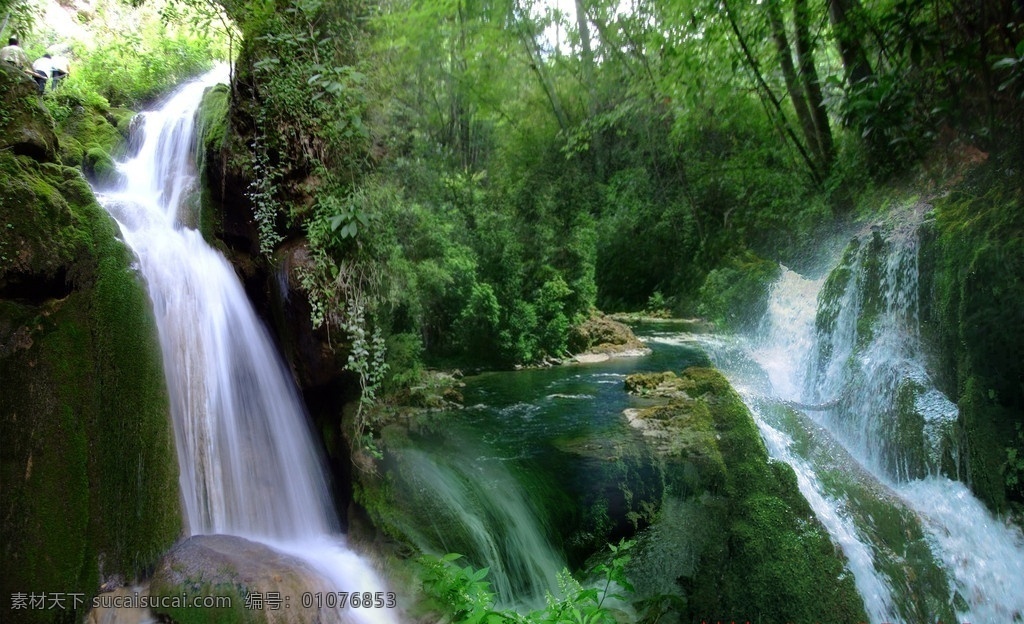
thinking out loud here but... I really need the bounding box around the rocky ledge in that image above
[567,311,650,363]
[619,367,869,623]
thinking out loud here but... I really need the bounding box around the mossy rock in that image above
[59,135,86,167]
[921,160,1024,511]
[55,103,124,158]
[54,101,128,183]
[568,310,647,355]
[109,107,136,139]
[623,371,685,397]
[1,143,179,621]
[83,145,125,188]
[0,64,59,163]
[197,83,230,157]
[886,377,960,480]
[623,367,868,622]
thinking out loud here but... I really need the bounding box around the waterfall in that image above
[807,215,959,480]
[732,208,1024,623]
[391,448,565,611]
[96,67,396,623]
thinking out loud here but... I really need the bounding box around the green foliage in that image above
[697,251,781,330]
[74,29,217,108]
[836,72,932,178]
[417,553,499,623]
[234,0,369,254]
[1003,423,1024,499]
[416,540,636,624]
[28,0,227,113]
[0,0,40,42]
[993,40,1024,101]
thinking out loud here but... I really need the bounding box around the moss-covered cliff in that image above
[0,64,181,623]
[920,159,1024,512]
[622,367,869,622]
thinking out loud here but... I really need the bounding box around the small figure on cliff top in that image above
[31,53,53,93]
[49,53,69,89]
[1,36,31,72]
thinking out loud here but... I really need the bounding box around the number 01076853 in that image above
[301,591,396,609]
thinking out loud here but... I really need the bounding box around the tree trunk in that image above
[574,0,604,180]
[514,3,570,132]
[794,0,834,171]
[724,1,821,185]
[828,0,873,88]
[768,0,823,168]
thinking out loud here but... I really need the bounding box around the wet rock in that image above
[150,534,339,624]
[619,367,868,623]
[623,371,687,398]
[1,88,178,623]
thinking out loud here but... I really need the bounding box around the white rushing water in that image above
[394,448,565,610]
[97,67,396,624]
[719,229,1024,623]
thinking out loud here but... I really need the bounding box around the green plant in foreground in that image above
[1004,422,1024,499]
[416,540,635,624]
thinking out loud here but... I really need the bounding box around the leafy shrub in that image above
[416,540,636,624]
[697,251,780,331]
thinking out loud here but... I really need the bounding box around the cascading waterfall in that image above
[724,208,1024,623]
[96,67,396,624]
[391,448,565,610]
[807,217,960,480]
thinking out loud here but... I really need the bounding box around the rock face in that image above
[919,168,1024,511]
[621,367,868,623]
[0,71,180,624]
[149,535,341,624]
[55,102,131,187]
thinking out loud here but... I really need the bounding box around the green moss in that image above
[1,146,180,622]
[195,84,230,242]
[109,108,136,139]
[816,237,859,338]
[61,136,85,168]
[197,84,230,156]
[56,105,124,159]
[664,368,867,623]
[84,146,122,187]
[766,401,959,621]
[150,577,250,624]
[854,229,886,347]
[623,371,680,395]
[889,378,929,478]
[0,64,59,162]
[52,102,129,186]
[923,161,1024,511]
[91,240,181,574]
[1,296,95,624]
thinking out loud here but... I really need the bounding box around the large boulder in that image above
[149,535,340,624]
[568,311,649,359]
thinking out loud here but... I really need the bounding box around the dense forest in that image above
[2,0,1023,621]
